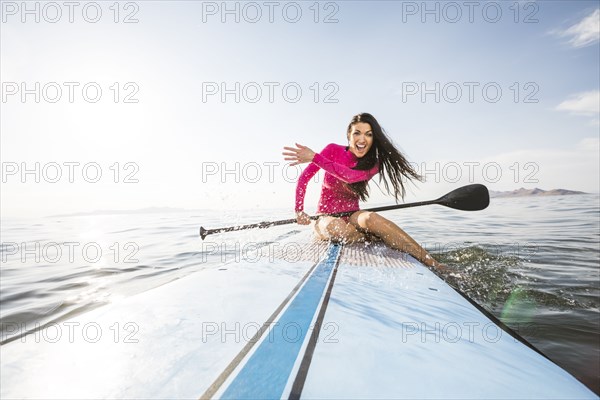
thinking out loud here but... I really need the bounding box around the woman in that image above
[282,112,444,269]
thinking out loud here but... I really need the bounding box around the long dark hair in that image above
[345,113,422,202]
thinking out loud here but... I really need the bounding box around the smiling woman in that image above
[282,112,444,269]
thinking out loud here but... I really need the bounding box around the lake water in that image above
[1,194,598,394]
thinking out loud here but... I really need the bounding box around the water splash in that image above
[434,245,516,307]
[433,245,584,312]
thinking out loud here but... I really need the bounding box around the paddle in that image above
[199,184,489,240]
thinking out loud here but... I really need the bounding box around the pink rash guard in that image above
[295,143,379,214]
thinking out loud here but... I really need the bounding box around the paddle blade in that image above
[437,184,490,211]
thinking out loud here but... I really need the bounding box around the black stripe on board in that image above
[288,243,343,400]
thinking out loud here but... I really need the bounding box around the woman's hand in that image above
[282,143,316,166]
[295,211,311,225]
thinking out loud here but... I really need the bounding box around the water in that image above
[1,195,598,394]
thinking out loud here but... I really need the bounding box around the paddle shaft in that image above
[199,184,489,239]
[199,199,439,239]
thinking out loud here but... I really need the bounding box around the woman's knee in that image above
[352,211,381,231]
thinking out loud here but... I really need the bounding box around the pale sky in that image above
[1,0,599,218]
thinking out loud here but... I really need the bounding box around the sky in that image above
[1,0,599,218]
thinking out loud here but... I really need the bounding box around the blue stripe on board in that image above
[220,243,342,400]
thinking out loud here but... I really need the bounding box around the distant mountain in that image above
[490,188,587,198]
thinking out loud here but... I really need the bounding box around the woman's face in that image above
[348,122,374,158]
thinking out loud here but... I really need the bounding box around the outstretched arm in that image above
[283,144,320,224]
[285,143,378,184]
[312,150,379,183]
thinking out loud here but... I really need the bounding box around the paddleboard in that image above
[0,231,596,399]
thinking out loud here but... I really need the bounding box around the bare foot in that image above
[432,262,448,271]
[423,255,447,271]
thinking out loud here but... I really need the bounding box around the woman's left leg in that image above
[349,211,444,269]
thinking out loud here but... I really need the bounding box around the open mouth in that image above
[356,143,367,152]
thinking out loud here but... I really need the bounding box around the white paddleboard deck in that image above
[1,232,596,399]
[302,243,596,399]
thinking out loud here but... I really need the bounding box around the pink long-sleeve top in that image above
[295,143,379,214]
